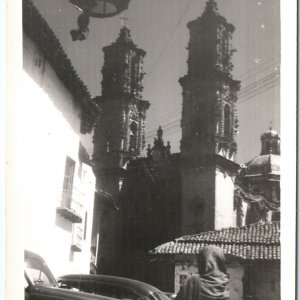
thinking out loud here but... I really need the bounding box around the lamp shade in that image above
[70,0,130,18]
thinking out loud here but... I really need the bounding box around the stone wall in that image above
[215,167,237,229]
[180,165,216,235]
[244,262,280,300]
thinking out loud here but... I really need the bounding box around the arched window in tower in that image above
[266,140,271,153]
[224,105,231,137]
[216,121,220,134]
[106,140,110,153]
[129,121,138,152]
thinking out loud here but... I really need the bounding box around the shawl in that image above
[176,246,229,300]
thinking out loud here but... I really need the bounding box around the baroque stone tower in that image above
[180,0,240,235]
[93,26,150,195]
[92,26,149,275]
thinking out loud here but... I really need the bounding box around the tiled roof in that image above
[152,222,280,260]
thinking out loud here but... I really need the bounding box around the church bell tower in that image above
[180,0,240,235]
[93,26,150,195]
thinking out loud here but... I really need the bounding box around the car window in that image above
[59,278,153,300]
[60,280,93,293]
[25,257,57,287]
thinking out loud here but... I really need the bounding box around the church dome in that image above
[261,128,280,138]
[246,154,280,176]
[245,127,280,177]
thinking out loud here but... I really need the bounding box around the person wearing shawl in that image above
[176,245,230,300]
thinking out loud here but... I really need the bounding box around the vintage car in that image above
[24,250,117,300]
[57,274,174,300]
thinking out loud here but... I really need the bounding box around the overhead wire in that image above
[143,0,195,83]
[146,70,280,131]
[145,60,280,129]
[236,54,280,81]
[145,72,280,139]
[238,71,279,96]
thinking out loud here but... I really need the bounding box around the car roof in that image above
[58,274,162,294]
[25,250,45,261]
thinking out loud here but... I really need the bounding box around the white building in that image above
[21,0,98,277]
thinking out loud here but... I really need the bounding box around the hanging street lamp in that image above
[70,0,131,41]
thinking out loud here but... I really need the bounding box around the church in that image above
[90,0,280,297]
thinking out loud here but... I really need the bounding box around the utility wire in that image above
[236,54,280,81]
[147,78,280,140]
[145,75,280,139]
[145,62,280,128]
[144,0,195,83]
[239,80,279,105]
[146,72,280,135]
[238,71,279,96]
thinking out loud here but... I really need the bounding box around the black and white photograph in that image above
[4,0,297,299]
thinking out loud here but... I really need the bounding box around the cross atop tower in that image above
[205,0,218,13]
[120,15,128,27]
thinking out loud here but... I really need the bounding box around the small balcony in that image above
[71,225,83,252]
[56,186,84,223]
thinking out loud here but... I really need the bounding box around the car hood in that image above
[34,285,116,300]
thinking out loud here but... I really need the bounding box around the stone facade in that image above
[90,1,280,298]
[243,262,280,300]
[180,0,240,235]
[98,0,243,287]
[93,26,150,196]
[92,26,150,274]
[118,128,181,281]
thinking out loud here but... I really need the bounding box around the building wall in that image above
[227,261,244,300]
[174,256,244,300]
[215,168,237,229]
[174,260,198,293]
[22,34,95,277]
[180,166,216,235]
[244,262,280,300]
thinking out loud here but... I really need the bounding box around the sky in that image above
[30,0,280,164]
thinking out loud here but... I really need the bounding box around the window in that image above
[106,140,110,153]
[25,256,57,287]
[129,121,138,151]
[179,274,188,286]
[224,105,231,137]
[119,179,124,191]
[216,121,220,134]
[71,224,83,252]
[62,157,76,208]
